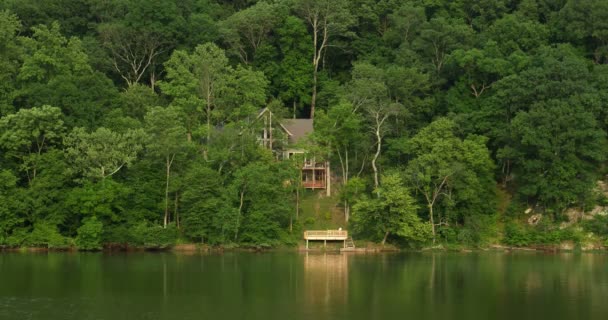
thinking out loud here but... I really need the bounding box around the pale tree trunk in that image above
[428,204,435,245]
[381,230,389,247]
[344,200,350,222]
[310,15,319,119]
[206,99,211,143]
[311,71,318,119]
[164,154,175,228]
[371,131,381,191]
[235,188,245,242]
[174,192,180,229]
[371,113,387,193]
[150,69,157,90]
[309,14,329,120]
[337,148,351,222]
[421,176,449,245]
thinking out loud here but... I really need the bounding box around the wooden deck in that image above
[304,230,348,249]
[304,230,348,240]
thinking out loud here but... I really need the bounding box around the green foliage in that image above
[352,172,432,244]
[15,22,118,127]
[76,216,103,250]
[510,99,607,212]
[582,214,608,237]
[1,0,608,249]
[65,180,132,223]
[26,222,70,249]
[161,43,267,137]
[130,222,177,249]
[65,127,145,181]
[402,118,496,243]
[504,220,582,247]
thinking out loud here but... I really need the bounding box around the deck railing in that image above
[302,181,326,189]
[304,230,348,240]
[303,161,326,169]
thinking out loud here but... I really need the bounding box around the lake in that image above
[0,251,607,320]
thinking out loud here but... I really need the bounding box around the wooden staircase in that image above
[342,237,355,251]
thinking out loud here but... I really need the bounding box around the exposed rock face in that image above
[559,241,575,250]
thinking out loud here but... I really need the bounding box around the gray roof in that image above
[281,119,313,144]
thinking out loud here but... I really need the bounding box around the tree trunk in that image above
[310,17,319,120]
[344,200,350,222]
[150,70,156,90]
[311,69,318,119]
[164,155,173,228]
[429,204,435,245]
[381,230,389,247]
[296,187,300,220]
[174,192,180,229]
[235,188,245,242]
[372,126,382,192]
[206,100,211,143]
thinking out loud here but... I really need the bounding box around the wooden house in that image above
[257,108,330,196]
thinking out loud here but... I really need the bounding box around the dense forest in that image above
[1,0,608,250]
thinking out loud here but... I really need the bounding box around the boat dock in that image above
[304,230,351,249]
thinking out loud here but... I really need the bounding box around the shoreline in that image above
[1,242,606,254]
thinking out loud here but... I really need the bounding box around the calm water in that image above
[0,251,607,320]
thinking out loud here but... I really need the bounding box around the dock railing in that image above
[304,230,348,240]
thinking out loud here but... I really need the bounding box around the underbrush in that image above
[503,219,583,247]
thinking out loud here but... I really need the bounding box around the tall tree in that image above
[219,1,284,64]
[145,106,190,228]
[161,43,231,143]
[161,43,267,144]
[314,101,367,221]
[98,22,169,88]
[352,172,431,246]
[295,0,354,118]
[65,126,145,181]
[274,15,313,116]
[510,99,607,213]
[0,10,21,116]
[16,22,118,128]
[0,105,65,184]
[403,118,495,244]
[348,62,402,190]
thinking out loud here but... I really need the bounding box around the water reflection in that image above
[1,252,608,320]
[303,253,348,307]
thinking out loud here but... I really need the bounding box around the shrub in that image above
[130,222,177,249]
[582,214,608,237]
[5,228,29,247]
[304,217,316,226]
[76,216,103,250]
[457,228,476,245]
[102,224,132,244]
[504,222,532,247]
[22,223,71,249]
[504,220,582,246]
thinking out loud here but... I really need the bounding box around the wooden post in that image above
[326,161,331,197]
[263,113,268,148]
[306,239,309,250]
[269,110,273,150]
[324,239,326,248]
